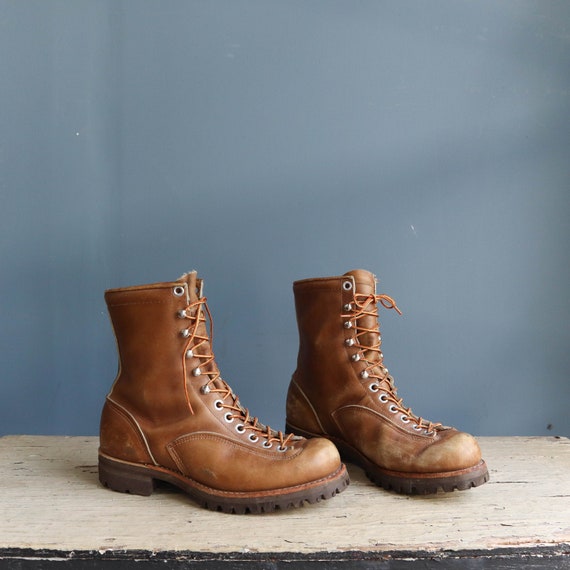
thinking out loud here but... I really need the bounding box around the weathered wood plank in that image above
[0,436,569,566]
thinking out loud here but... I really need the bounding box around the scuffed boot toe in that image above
[417,431,484,473]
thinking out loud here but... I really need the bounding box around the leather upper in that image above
[287,270,483,474]
[100,271,342,492]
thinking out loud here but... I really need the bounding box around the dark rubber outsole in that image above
[98,452,350,514]
[285,422,490,495]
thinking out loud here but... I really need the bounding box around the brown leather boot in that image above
[99,271,348,513]
[285,269,489,495]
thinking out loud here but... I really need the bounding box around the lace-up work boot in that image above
[99,271,348,513]
[285,269,489,495]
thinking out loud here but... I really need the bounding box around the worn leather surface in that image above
[100,272,341,492]
[287,270,483,474]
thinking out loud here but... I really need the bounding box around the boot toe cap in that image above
[299,436,343,480]
[417,430,482,472]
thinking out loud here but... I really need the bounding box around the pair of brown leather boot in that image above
[99,269,488,514]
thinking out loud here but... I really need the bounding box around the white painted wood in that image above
[1,436,569,555]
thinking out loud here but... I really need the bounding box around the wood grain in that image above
[1,436,569,558]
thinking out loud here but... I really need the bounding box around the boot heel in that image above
[98,455,155,496]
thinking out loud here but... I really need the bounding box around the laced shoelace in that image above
[179,298,293,450]
[343,293,441,436]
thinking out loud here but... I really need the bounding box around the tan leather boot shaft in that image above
[99,271,348,513]
[286,269,489,494]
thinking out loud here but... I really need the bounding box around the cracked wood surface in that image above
[0,436,569,555]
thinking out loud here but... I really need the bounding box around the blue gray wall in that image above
[1,1,569,436]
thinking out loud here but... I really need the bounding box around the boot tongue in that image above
[343,270,381,364]
[177,270,202,302]
[343,269,377,296]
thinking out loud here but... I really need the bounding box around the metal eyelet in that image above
[262,441,273,449]
[248,433,259,443]
[342,281,353,291]
[192,367,202,377]
[379,393,389,403]
[177,309,187,318]
[235,424,246,434]
[343,303,353,311]
[360,370,369,379]
[224,412,234,423]
[200,384,211,395]
[185,349,194,358]
[413,425,423,432]
[369,383,379,392]
[401,415,410,423]
[181,329,190,338]
[389,404,398,413]
[344,321,353,329]
[214,399,224,410]
[345,338,355,347]
[277,445,288,453]
[351,353,361,362]
[173,286,185,297]
[425,430,435,436]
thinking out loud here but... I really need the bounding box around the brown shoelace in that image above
[180,298,293,449]
[344,293,441,435]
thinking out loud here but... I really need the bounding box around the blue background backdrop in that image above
[1,0,569,436]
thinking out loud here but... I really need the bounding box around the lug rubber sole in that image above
[98,452,349,514]
[285,422,489,495]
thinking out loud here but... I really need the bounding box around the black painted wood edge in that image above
[1,544,569,562]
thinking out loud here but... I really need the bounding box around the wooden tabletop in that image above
[1,435,569,568]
